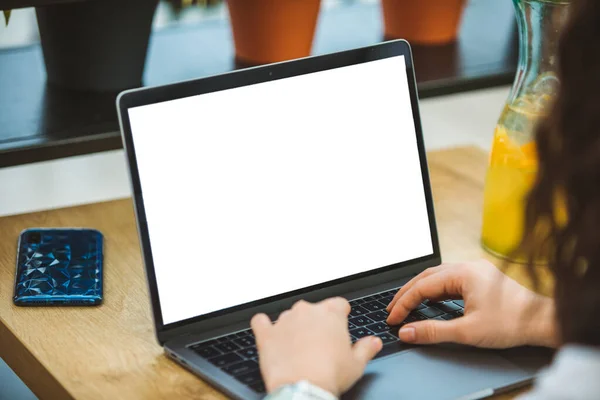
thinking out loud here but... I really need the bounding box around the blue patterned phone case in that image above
[14,228,104,306]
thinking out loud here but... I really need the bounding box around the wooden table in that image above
[0,147,552,400]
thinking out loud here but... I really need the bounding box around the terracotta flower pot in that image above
[227,0,321,65]
[382,0,467,45]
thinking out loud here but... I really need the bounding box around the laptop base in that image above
[345,345,552,400]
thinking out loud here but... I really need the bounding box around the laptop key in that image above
[363,301,387,312]
[415,303,427,311]
[366,322,389,334]
[236,330,251,338]
[377,332,399,344]
[404,311,426,322]
[427,302,444,309]
[418,307,444,319]
[233,336,255,348]
[348,321,357,330]
[250,381,266,394]
[237,346,258,359]
[434,301,463,313]
[224,333,240,341]
[215,341,241,353]
[387,324,401,336]
[235,370,263,385]
[363,296,377,302]
[366,310,388,322]
[349,327,375,339]
[208,352,244,367]
[414,312,428,321]
[432,316,446,321]
[193,346,222,359]
[349,316,374,327]
[223,360,259,377]
[403,314,417,323]
[349,305,369,317]
[452,300,465,308]
[349,299,364,307]
[381,296,394,305]
[441,313,455,320]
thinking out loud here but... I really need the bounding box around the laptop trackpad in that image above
[344,346,530,400]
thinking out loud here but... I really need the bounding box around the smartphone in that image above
[14,228,104,306]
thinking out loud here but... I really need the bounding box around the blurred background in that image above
[1,0,232,48]
[0,0,512,50]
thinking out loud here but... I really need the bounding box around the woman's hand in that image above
[386,260,558,349]
[251,298,383,396]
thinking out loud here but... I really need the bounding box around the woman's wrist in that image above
[525,296,559,348]
[267,377,340,398]
[266,381,339,400]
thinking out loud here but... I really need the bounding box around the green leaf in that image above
[3,10,11,26]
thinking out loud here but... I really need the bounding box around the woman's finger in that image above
[352,336,383,370]
[277,310,292,322]
[386,270,463,325]
[251,313,273,346]
[386,264,452,311]
[398,317,469,344]
[319,297,351,316]
[292,299,309,311]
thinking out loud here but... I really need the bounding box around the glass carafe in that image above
[481,0,570,260]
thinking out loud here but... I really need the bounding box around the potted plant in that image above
[35,0,158,92]
[381,0,467,45]
[226,0,321,66]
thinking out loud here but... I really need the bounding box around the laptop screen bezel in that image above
[117,40,441,345]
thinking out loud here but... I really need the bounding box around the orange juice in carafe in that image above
[481,0,570,260]
[481,102,541,259]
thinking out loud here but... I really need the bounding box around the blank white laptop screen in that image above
[128,55,433,325]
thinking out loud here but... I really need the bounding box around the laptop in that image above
[117,40,552,400]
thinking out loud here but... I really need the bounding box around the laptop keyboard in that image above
[186,288,465,394]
